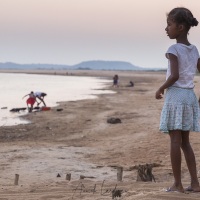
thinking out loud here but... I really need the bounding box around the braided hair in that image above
[167,7,198,31]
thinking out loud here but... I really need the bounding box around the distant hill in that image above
[0,62,70,70]
[73,61,142,70]
[0,60,160,71]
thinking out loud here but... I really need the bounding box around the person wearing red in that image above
[22,91,36,112]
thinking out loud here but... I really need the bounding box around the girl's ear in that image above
[178,24,184,31]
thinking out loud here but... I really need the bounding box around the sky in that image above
[0,0,200,69]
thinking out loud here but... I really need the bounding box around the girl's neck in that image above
[176,33,190,46]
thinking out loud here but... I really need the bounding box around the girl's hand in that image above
[155,88,164,99]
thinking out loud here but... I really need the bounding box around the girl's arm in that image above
[197,58,200,72]
[22,94,29,99]
[155,53,179,99]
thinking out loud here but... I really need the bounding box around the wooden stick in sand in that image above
[117,167,123,181]
[14,174,19,185]
[66,173,71,181]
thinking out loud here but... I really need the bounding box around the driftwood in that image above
[128,163,161,171]
[133,163,156,182]
[10,107,27,112]
[1,107,7,109]
[33,106,40,110]
[79,175,95,179]
[112,189,122,199]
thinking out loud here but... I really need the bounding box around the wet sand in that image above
[0,69,200,200]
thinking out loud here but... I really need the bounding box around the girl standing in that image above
[113,74,119,87]
[155,7,200,193]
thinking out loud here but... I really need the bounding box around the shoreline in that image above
[0,70,200,199]
[0,68,165,77]
[0,70,114,127]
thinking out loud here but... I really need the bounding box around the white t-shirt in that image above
[166,43,199,88]
[34,92,43,97]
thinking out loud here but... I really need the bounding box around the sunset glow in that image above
[0,0,200,68]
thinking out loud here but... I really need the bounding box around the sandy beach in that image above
[1,70,200,200]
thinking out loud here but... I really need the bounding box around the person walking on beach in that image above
[34,92,47,106]
[155,7,200,193]
[22,91,36,112]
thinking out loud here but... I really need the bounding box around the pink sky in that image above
[0,0,200,68]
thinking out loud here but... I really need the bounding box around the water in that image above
[0,73,114,126]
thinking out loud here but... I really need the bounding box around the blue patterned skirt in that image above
[160,87,200,133]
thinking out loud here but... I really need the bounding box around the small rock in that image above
[57,108,63,112]
[107,118,121,124]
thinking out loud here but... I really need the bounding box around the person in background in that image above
[113,74,119,87]
[127,81,134,87]
[155,7,200,193]
[34,92,47,106]
[22,91,36,112]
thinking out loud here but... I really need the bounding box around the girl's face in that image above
[165,17,181,39]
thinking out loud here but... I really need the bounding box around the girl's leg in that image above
[169,130,184,192]
[27,103,31,112]
[181,131,200,192]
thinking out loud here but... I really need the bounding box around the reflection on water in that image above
[0,73,114,126]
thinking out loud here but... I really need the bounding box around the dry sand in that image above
[0,70,200,199]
